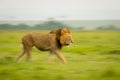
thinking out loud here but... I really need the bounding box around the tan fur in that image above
[16,28,73,64]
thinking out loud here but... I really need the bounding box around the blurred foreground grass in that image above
[0,30,120,80]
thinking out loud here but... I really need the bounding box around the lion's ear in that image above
[61,28,70,35]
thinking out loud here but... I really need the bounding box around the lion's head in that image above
[50,28,74,46]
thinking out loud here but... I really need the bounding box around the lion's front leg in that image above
[48,51,55,63]
[54,50,67,64]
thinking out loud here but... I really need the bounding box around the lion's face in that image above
[60,28,74,46]
[50,28,74,46]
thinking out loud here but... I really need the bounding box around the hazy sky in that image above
[0,0,120,20]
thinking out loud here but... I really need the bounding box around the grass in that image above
[0,30,120,80]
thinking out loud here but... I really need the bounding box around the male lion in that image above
[16,28,73,64]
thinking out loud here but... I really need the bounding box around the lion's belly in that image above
[35,45,51,51]
[34,39,51,51]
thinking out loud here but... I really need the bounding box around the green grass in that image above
[0,30,120,80]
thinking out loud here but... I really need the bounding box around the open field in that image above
[0,30,120,80]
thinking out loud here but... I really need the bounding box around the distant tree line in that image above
[0,21,68,30]
[96,25,120,30]
[0,21,119,30]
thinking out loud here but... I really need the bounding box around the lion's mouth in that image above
[66,43,69,46]
[66,44,69,46]
[66,43,72,46]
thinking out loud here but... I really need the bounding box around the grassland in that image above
[0,30,120,80]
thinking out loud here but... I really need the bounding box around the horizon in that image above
[0,20,120,30]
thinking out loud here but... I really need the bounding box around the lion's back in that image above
[22,32,57,51]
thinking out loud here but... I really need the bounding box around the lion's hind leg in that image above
[25,47,32,62]
[16,47,26,62]
[16,42,33,62]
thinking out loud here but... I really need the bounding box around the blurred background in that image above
[0,0,120,30]
[0,0,120,80]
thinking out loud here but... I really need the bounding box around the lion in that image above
[16,28,74,64]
